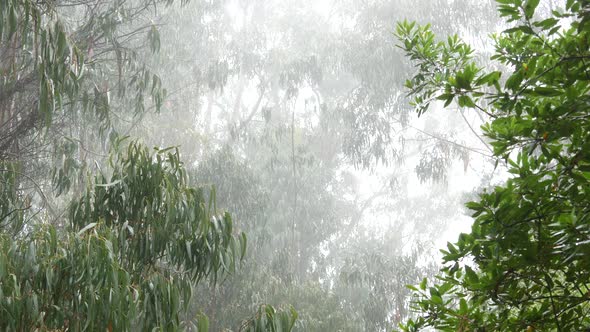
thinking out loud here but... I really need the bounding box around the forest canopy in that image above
[1,0,588,331]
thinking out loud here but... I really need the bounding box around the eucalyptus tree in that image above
[124,0,508,330]
[398,0,590,330]
[0,1,298,330]
[0,140,247,330]
[0,0,167,148]
[0,0,179,230]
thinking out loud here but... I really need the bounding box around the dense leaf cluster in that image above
[0,142,246,330]
[398,0,590,330]
[239,305,298,332]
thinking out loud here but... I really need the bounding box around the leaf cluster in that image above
[398,0,590,330]
[0,141,246,331]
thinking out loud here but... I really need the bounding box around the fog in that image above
[3,0,569,331]
[133,1,502,329]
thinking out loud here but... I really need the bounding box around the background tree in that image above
[0,1,291,330]
[132,0,505,330]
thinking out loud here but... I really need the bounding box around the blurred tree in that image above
[131,0,505,330]
[398,0,590,330]
[338,232,439,330]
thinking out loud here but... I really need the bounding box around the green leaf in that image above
[420,278,427,290]
[240,232,247,260]
[505,71,524,91]
[524,0,540,19]
[530,86,562,96]
[459,298,468,314]
[464,266,479,284]
[148,25,161,53]
[76,223,97,236]
[57,28,67,57]
[8,4,17,37]
[196,313,209,332]
[458,95,476,108]
[431,294,443,305]
[475,71,501,86]
[534,18,559,30]
[95,179,123,187]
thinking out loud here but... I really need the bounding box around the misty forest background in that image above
[1,0,589,331]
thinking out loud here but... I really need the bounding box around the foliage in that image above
[0,141,246,330]
[0,0,168,151]
[0,163,26,234]
[1,0,518,330]
[0,1,301,330]
[335,0,498,171]
[339,239,438,330]
[188,146,357,331]
[1,0,83,132]
[397,0,590,330]
[239,305,298,332]
[0,0,178,218]
[0,0,304,331]
[135,1,499,329]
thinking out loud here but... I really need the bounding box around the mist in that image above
[2,0,585,331]
[136,2,501,329]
